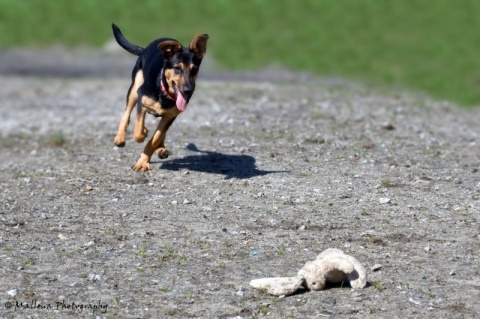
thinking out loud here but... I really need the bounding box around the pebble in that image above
[449,270,456,276]
[408,297,421,305]
[83,241,95,247]
[371,264,383,271]
[381,122,395,130]
[7,288,18,297]
[379,198,391,204]
[424,245,431,252]
[88,274,102,281]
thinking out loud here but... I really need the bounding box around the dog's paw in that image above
[133,134,147,143]
[132,162,151,171]
[132,155,151,171]
[133,127,149,143]
[114,136,126,147]
[157,148,169,159]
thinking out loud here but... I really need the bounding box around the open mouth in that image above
[172,83,188,112]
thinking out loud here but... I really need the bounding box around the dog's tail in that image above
[112,23,144,56]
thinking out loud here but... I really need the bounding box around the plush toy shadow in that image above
[158,143,289,179]
[250,248,367,296]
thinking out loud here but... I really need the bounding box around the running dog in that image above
[112,23,208,171]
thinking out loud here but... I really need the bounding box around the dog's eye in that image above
[190,67,198,76]
[173,66,182,73]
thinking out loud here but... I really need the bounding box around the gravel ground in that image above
[1,49,480,318]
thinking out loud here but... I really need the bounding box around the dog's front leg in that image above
[133,116,177,171]
[114,70,144,147]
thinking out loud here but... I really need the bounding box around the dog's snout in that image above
[182,85,193,96]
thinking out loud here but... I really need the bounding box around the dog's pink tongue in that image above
[176,90,188,112]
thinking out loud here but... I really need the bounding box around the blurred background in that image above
[1,0,480,107]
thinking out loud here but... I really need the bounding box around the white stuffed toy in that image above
[250,248,367,296]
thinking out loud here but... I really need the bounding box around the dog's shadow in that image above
[156,143,288,179]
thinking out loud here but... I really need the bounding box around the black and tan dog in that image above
[111,23,208,171]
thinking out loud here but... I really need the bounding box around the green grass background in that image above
[1,0,480,106]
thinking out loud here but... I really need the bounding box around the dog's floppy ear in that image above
[189,34,209,60]
[158,40,182,59]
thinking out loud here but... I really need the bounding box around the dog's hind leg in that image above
[114,70,144,147]
[133,94,148,143]
[133,116,177,171]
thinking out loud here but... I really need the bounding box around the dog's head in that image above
[158,34,209,112]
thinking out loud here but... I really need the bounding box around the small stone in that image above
[171,200,178,205]
[6,288,18,297]
[84,185,93,191]
[58,234,67,241]
[298,225,306,231]
[424,245,431,252]
[371,264,383,271]
[183,199,191,204]
[235,289,244,297]
[409,297,421,305]
[449,270,456,276]
[381,122,395,130]
[379,198,390,204]
[83,241,95,247]
[88,274,101,281]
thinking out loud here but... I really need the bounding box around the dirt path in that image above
[1,50,480,318]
